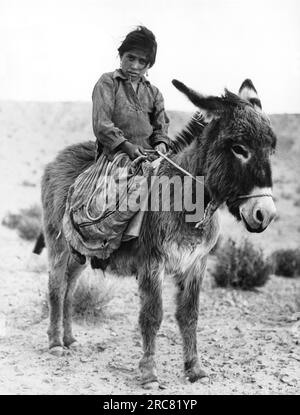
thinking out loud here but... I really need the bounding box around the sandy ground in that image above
[0,232,299,395]
[0,102,299,395]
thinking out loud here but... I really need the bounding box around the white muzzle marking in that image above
[239,187,276,231]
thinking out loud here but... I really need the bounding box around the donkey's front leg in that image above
[138,266,163,386]
[175,259,208,382]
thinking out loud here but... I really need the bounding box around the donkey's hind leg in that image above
[63,256,86,347]
[175,259,208,382]
[47,243,69,354]
[138,265,164,386]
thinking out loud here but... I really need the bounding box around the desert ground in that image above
[0,102,299,395]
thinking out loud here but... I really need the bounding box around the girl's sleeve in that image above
[149,88,170,148]
[92,75,127,153]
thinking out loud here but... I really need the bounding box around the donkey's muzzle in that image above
[239,187,276,233]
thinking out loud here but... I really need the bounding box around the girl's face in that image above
[120,49,150,81]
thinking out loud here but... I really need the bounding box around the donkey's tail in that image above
[33,232,45,254]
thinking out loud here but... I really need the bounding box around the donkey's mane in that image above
[171,111,206,154]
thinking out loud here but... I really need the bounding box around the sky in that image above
[0,0,299,113]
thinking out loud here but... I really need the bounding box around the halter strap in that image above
[234,193,274,200]
[153,150,273,228]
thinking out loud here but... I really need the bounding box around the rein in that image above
[154,150,204,185]
[154,149,214,229]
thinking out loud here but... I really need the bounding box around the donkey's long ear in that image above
[238,79,262,111]
[172,79,226,122]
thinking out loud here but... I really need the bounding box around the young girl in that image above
[92,26,170,161]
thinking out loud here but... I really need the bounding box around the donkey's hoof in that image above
[139,356,159,389]
[66,342,79,352]
[63,336,77,348]
[140,371,159,389]
[142,380,160,391]
[185,368,209,383]
[49,346,64,357]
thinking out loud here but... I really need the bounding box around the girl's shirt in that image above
[92,69,170,159]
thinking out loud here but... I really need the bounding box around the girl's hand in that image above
[119,141,147,161]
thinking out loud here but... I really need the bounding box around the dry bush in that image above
[212,238,271,290]
[2,213,20,229]
[294,198,300,207]
[73,271,115,321]
[271,248,300,278]
[2,205,42,241]
[21,180,36,187]
[280,191,292,200]
[41,271,115,322]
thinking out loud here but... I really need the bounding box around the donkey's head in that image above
[172,78,277,233]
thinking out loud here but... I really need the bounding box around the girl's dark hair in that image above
[118,26,157,67]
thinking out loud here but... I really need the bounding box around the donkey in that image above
[39,78,276,386]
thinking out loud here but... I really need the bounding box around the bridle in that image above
[153,149,273,229]
[232,193,274,201]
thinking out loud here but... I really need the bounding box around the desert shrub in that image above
[17,216,41,240]
[2,205,42,241]
[212,238,271,290]
[41,272,115,322]
[280,191,292,200]
[271,248,300,277]
[73,272,115,320]
[21,180,36,187]
[294,198,300,207]
[2,213,21,229]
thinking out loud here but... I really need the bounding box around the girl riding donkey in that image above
[38,75,276,388]
[35,25,277,390]
[73,26,171,267]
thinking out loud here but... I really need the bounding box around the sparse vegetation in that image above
[294,198,300,207]
[41,272,115,321]
[21,180,36,187]
[280,191,292,200]
[212,238,271,290]
[271,248,300,278]
[2,205,42,241]
[73,272,115,320]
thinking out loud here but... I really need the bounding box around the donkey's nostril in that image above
[255,209,264,223]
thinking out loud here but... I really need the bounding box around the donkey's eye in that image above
[231,144,250,160]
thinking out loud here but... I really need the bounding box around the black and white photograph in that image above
[0,0,299,396]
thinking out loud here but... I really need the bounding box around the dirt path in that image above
[0,228,299,395]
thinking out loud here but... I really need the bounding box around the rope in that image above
[85,153,126,222]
